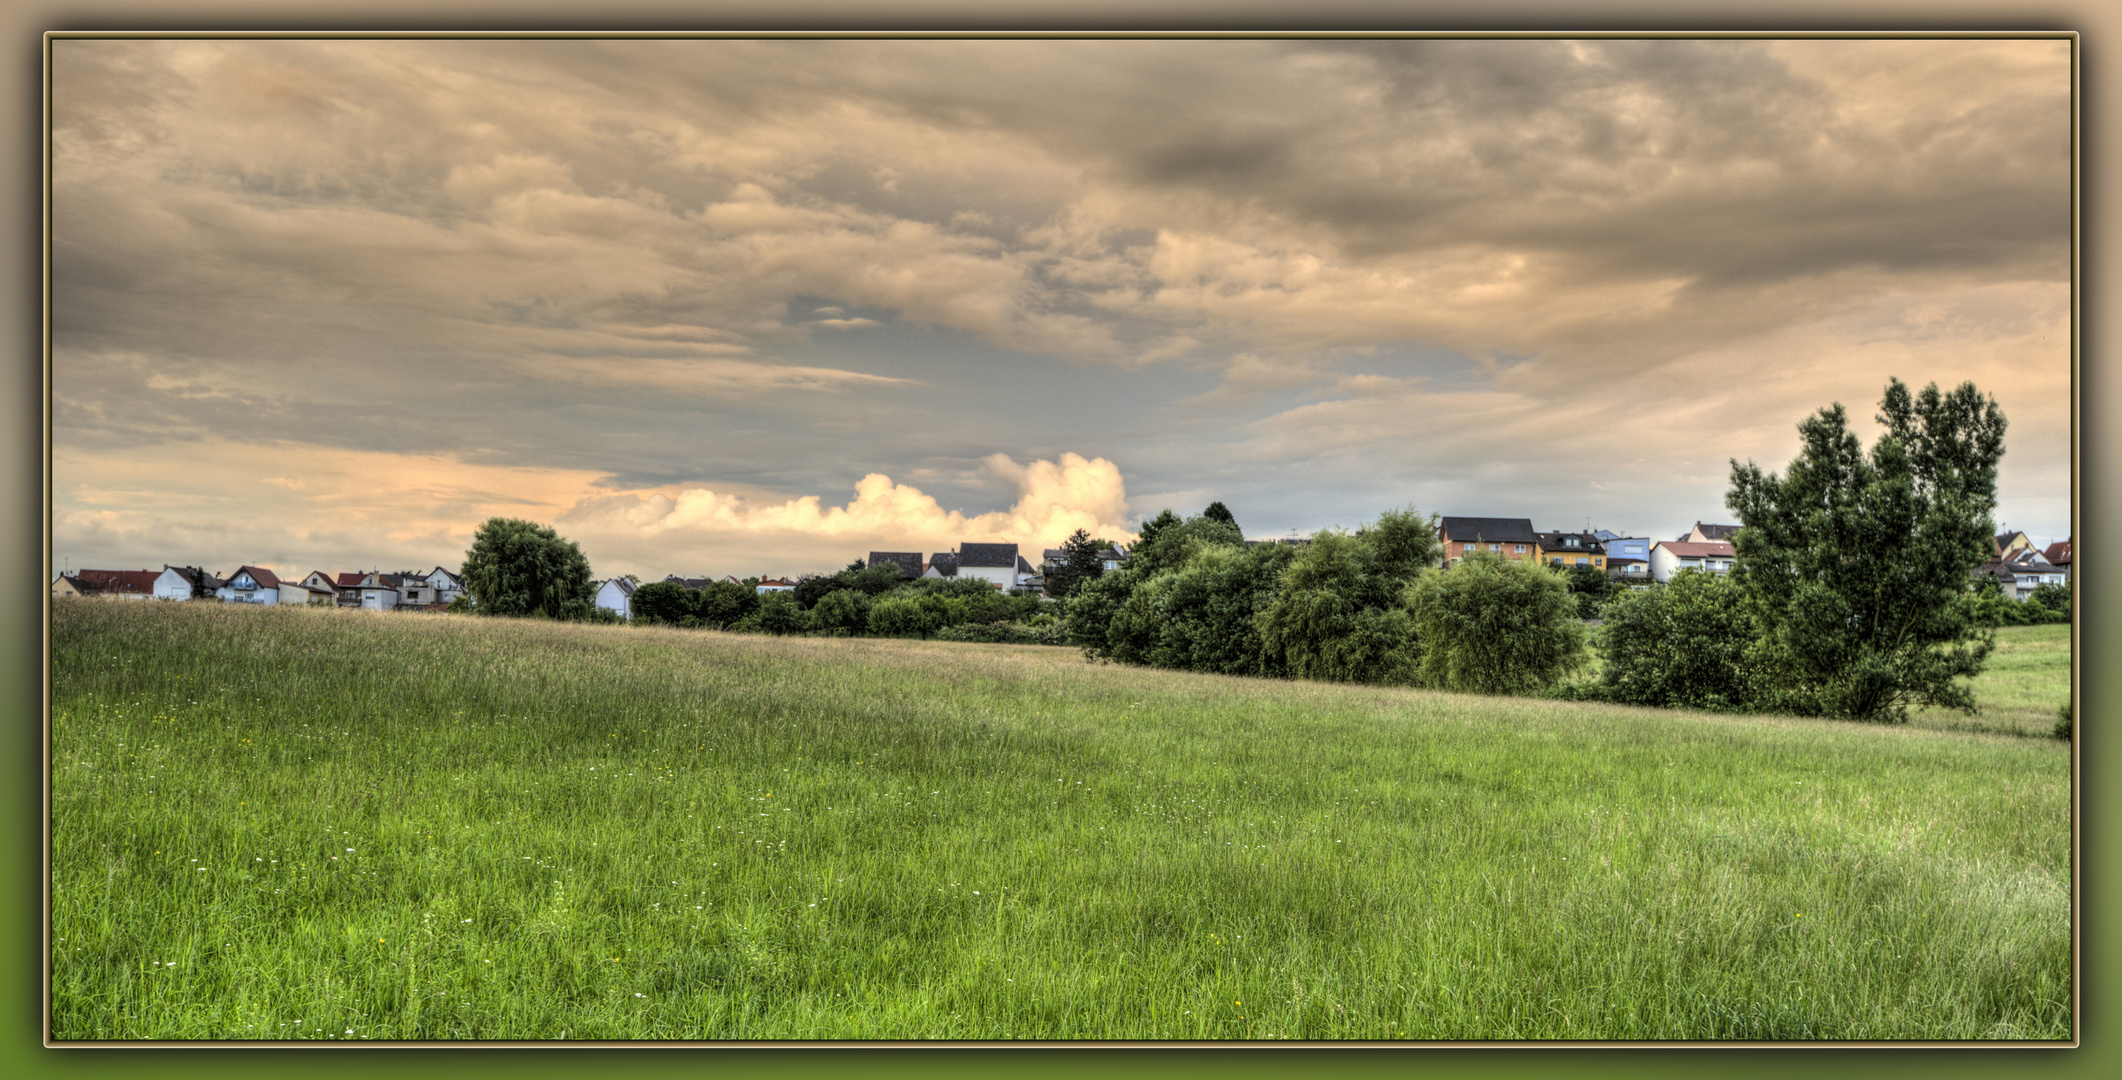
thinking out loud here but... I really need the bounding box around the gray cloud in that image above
[50,37,2073,573]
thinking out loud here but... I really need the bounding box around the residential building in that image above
[595,577,636,619]
[1536,531,1606,571]
[335,572,401,610]
[58,569,162,600]
[154,565,218,601]
[1438,517,1540,565]
[1994,530,2035,558]
[868,551,924,580]
[1681,522,1742,543]
[923,552,958,579]
[954,543,1029,589]
[279,577,336,606]
[756,577,798,593]
[2044,540,2072,580]
[1600,536,1653,579]
[1038,545,1129,575]
[216,565,283,604]
[1649,540,1736,582]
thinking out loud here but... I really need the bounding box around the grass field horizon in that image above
[49,600,2072,1041]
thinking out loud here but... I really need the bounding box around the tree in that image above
[1139,540,1297,675]
[806,588,871,636]
[696,580,758,628]
[1597,570,1760,710]
[459,518,596,620]
[629,580,699,625]
[1407,554,1586,694]
[1255,508,1439,685]
[1726,378,2006,721]
[1201,501,1239,533]
[1045,528,1107,599]
[755,590,804,635]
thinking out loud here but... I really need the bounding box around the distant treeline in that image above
[629,564,1061,645]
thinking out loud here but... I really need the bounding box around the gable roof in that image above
[925,553,958,576]
[956,542,1019,568]
[1689,522,1741,542]
[868,551,923,579]
[2044,541,2072,565]
[72,569,161,595]
[226,565,282,589]
[1536,531,1605,552]
[599,577,636,596]
[1655,541,1736,558]
[1016,554,1036,573]
[1438,517,1540,545]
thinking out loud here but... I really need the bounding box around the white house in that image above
[595,577,636,619]
[279,578,336,606]
[154,565,214,601]
[335,571,400,610]
[414,567,466,606]
[1649,540,1736,582]
[756,577,797,593]
[953,543,1028,589]
[216,565,283,604]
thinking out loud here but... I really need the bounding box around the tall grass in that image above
[50,600,2071,1041]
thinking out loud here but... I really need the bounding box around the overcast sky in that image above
[50,36,2072,581]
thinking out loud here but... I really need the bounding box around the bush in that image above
[805,588,870,636]
[1597,571,1760,710]
[1407,554,1586,695]
[2054,695,2073,741]
[629,580,698,625]
[755,591,803,635]
[1256,524,1429,686]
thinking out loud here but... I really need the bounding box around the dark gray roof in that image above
[868,551,923,579]
[926,553,957,576]
[957,542,1019,568]
[663,575,714,590]
[1017,554,1036,573]
[1438,517,1540,545]
[1694,522,1742,541]
[1536,531,1605,553]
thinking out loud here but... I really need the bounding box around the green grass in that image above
[1907,624,2073,738]
[49,600,2072,1041]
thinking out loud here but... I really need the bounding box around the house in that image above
[594,577,636,619]
[1599,536,1653,578]
[756,577,798,593]
[416,567,467,607]
[922,552,958,579]
[1438,517,1541,565]
[334,572,401,610]
[58,569,163,600]
[387,571,452,609]
[1680,522,1742,543]
[1976,548,2067,599]
[1994,530,2035,558]
[1649,540,1736,582]
[216,565,283,604]
[1039,545,1129,575]
[279,577,336,606]
[955,543,1028,589]
[2044,540,2072,579]
[868,552,924,580]
[154,565,218,600]
[1536,531,1606,571]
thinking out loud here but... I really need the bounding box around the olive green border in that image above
[8,4,2107,1079]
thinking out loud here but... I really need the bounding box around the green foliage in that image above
[865,594,933,639]
[1564,564,1611,599]
[696,580,759,629]
[2054,694,2073,741]
[1062,568,1137,657]
[628,581,698,626]
[1140,542,1299,676]
[586,605,624,625]
[1255,509,1440,685]
[1407,554,1587,695]
[1127,512,1245,577]
[1200,501,1238,530]
[1044,528,1106,600]
[1726,379,2005,722]
[458,518,596,620]
[755,591,803,635]
[2027,581,2071,618]
[805,588,870,636]
[1597,571,1760,710]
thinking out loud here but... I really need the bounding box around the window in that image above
[1549,558,1562,566]
[1513,544,1526,553]
[1576,557,1589,566]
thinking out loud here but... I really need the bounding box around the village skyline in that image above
[51,37,2072,581]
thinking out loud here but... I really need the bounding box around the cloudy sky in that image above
[50,36,2072,581]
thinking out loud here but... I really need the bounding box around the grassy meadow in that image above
[49,600,2072,1041]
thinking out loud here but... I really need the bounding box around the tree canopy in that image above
[1725,378,2006,721]
[459,518,596,620]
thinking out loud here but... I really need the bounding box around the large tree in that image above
[459,518,596,620]
[1044,527,1107,599]
[1725,378,2006,721]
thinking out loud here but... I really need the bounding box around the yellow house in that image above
[1536,531,1606,571]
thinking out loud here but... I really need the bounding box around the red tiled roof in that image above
[228,565,282,589]
[71,569,161,595]
[2044,541,2071,565]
